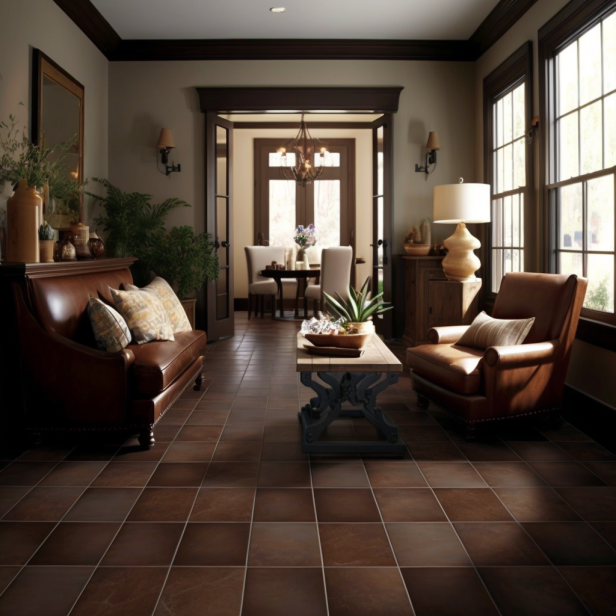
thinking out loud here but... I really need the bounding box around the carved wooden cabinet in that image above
[428,280,482,330]
[402,256,446,347]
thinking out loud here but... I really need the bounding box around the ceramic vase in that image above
[39,240,55,263]
[6,180,40,262]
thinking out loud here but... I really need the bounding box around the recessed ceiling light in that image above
[270,7,286,13]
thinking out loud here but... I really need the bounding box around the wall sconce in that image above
[526,115,540,144]
[157,128,181,175]
[415,131,440,175]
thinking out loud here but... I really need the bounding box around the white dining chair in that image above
[304,246,353,316]
[244,246,297,318]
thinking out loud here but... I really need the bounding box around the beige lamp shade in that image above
[433,180,491,224]
[157,128,175,150]
[426,131,440,151]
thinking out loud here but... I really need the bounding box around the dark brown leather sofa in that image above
[13,259,205,448]
[407,273,587,439]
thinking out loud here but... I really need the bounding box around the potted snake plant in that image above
[323,277,393,334]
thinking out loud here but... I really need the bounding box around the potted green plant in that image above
[38,221,55,263]
[323,277,393,333]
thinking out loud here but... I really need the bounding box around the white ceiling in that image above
[91,0,500,41]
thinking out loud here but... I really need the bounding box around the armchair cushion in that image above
[456,311,535,350]
[406,343,484,395]
[110,287,175,345]
[87,296,131,353]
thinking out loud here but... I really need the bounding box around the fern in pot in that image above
[323,277,393,334]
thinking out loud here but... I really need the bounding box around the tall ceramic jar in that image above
[6,180,40,262]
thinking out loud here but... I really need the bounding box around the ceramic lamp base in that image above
[441,222,481,281]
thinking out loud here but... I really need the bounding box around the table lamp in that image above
[433,178,491,281]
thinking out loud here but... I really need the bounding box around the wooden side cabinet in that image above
[428,280,482,330]
[401,256,445,347]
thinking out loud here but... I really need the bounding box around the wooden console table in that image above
[296,332,405,454]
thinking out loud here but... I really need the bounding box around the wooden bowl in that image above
[304,332,372,349]
[404,243,431,256]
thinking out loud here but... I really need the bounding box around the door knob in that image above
[221,240,230,248]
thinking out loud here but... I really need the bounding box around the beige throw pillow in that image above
[87,296,131,352]
[110,287,175,344]
[456,311,535,350]
[124,277,192,333]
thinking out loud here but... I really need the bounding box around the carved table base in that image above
[298,371,406,454]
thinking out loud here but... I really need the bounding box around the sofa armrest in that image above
[14,284,133,426]
[428,325,470,344]
[483,341,558,368]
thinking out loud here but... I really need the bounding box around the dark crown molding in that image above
[55,0,538,62]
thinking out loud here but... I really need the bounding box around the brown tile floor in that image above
[0,313,615,615]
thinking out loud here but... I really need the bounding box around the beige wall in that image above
[232,127,372,298]
[0,0,109,222]
[474,0,616,408]
[108,60,476,255]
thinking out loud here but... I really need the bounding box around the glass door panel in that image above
[269,180,296,247]
[314,180,341,248]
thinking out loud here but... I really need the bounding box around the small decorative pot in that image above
[59,235,77,261]
[39,240,55,263]
[348,321,375,335]
[87,236,105,259]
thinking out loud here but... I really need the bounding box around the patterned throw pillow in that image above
[124,277,192,333]
[456,311,535,350]
[87,296,131,353]
[110,287,175,345]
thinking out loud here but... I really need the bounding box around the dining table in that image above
[260,267,320,319]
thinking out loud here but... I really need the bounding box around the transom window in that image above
[549,9,616,318]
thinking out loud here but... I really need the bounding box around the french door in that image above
[205,113,234,341]
[372,115,394,339]
[254,139,355,254]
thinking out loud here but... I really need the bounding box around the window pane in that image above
[558,42,578,116]
[587,175,615,252]
[579,23,603,105]
[313,180,341,248]
[513,83,525,139]
[586,253,615,312]
[496,148,504,193]
[560,251,584,278]
[512,193,521,247]
[269,152,296,167]
[269,180,296,247]
[216,126,228,195]
[492,249,503,292]
[606,93,616,168]
[580,101,602,174]
[604,12,616,94]
[559,183,583,250]
[217,197,228,267]
[513,137,526,188]
[558,112,579,180]
[503,143,513,192]
[314,152,340,167]
[492,197,503,246]
[503,92,513,144]
[520,193,525,249]
[496,98,504,148]
[503,195,512,246]
[376,126,384,195]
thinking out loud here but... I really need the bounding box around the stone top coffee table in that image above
[296,332,405,454]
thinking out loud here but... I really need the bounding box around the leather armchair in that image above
[406,273,587,439]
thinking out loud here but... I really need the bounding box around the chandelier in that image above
[277,113,330,187]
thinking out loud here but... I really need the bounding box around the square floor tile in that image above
[478,566,589,616]
[64,487,141,521]
[162,442,216,462]
[583,461,616,486]
[527,461,607,487]
[407,442,466,461]
[29,522,120,565]
[325,567,414,616]
[455,439,520,462]
[174,522,250,566]
[70,567,167,616]
[556,443,616,462]
[0,488,30,518]
[127,487,197,521]
[202,462,259,487]
[258,461,311,487]
[559,566,616,616]
[190,487,255,521]
[314,489,380,522]
[555,487,616,521]
[418,462,487,488]
[0,522,55,565]
[147,463,208,487]
[154,567,245,616]
[248,522,321,566]
[434,488,513,521]
[186,410,230,425]
[592,522,616,550]
[38,462,107,487]
[254,488,315,522]
[101,522,184,566]
[319,523,395,566]
[0,462,57,486]
[311,462,369,487]
[374,488,447,522]
[386,522,471,566]
[364,461,427,487]
[454,522,549,566]
[402,568,499,616]
[242,568,327,616]
[473,462,546,487]
[176,425,223,442]
[90,462,157,487]
[507,441,574,461]
[220,424,264,441]
[493,487,581,521]
[3,487,84,521]
[212,441,262,461]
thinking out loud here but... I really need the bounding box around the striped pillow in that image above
[87,296,131,352]
[456,311,535,350]
[110,287,175,345]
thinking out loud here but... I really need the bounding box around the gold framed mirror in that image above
[32,49,84,225]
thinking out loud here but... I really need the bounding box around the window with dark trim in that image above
[540,0,616,329]
[483,42,533,295]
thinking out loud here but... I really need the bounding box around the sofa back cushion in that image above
[28,268,134,345]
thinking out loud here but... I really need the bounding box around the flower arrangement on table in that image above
[294,224,317,248]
